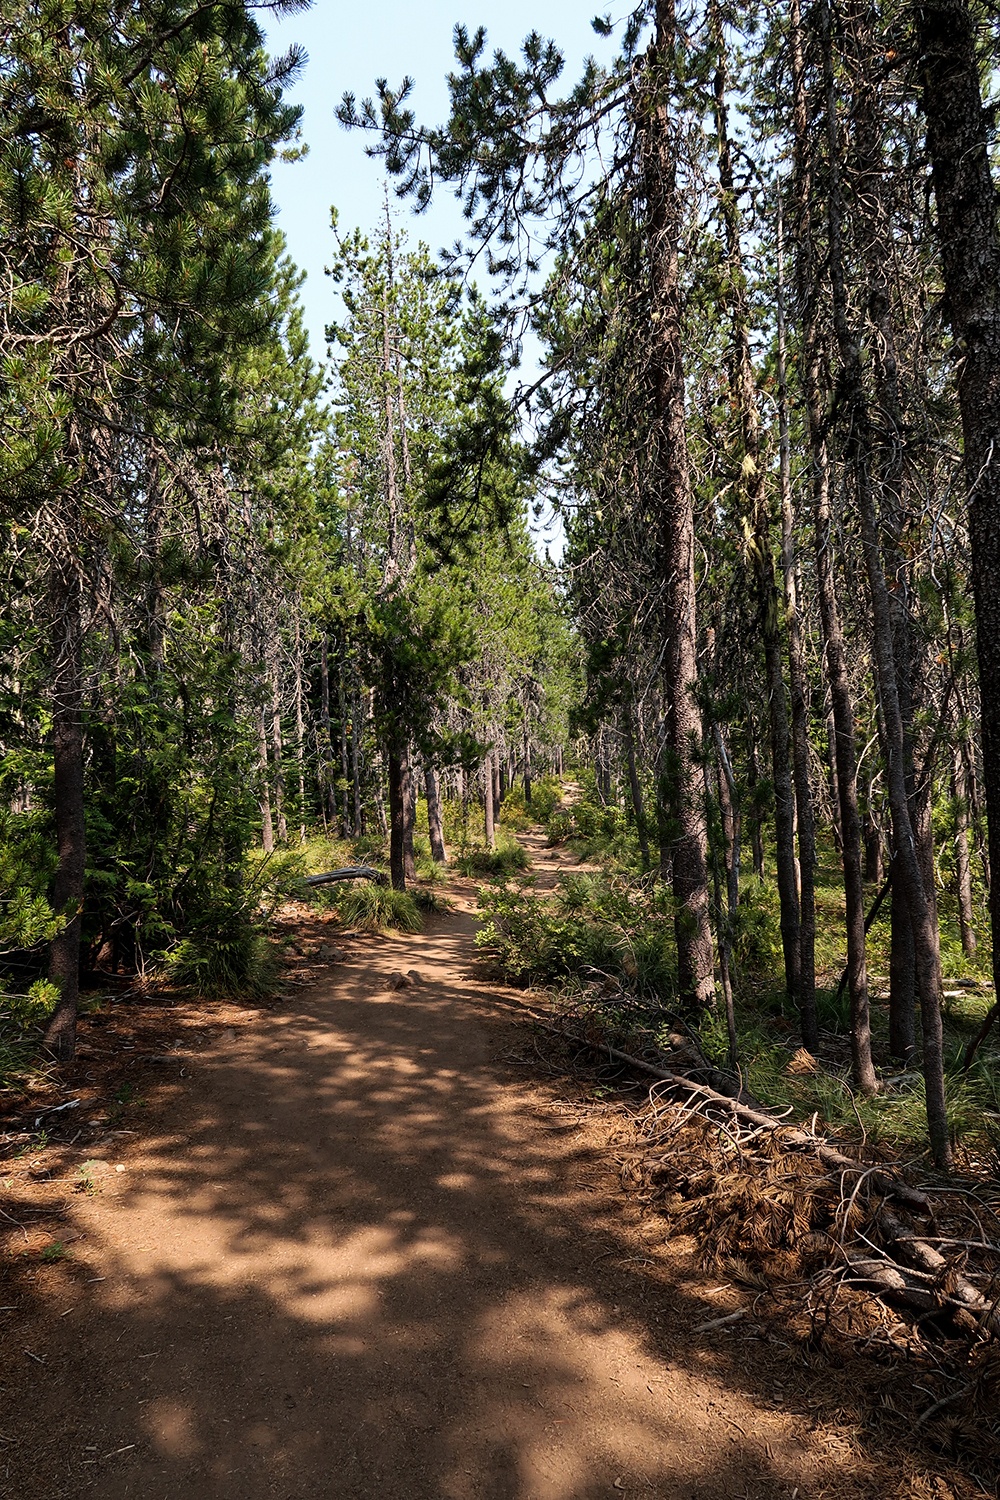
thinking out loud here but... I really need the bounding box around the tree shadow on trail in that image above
[0,911,975,1499]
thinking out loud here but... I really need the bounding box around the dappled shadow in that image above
[0,903,952,1498]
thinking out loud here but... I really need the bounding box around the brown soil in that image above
[0,837,980,1499]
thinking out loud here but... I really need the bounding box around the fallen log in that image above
[304,866,388,888]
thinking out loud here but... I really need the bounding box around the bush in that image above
[163,912,277,998]
[476,872,675,994]
[455,830,529,878]
[412,886,451,915]
[730,875,782,984]
[328,882,423,934]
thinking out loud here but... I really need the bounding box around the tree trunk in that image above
[294,616,307,844]
[710,0,801,1016]
[483,749,496,850]
[319,635,336,824]
[402,742,417,883]
[954,746,977,959]
[44,564,86,1060]
[425,766,447,864]
[623,704,652,873]
[917,0,1000,1046]
[704,749,738,1069]
[791,0,876,1095]
[746,742,765,880]
[646,0,715,1010]
[268,649,287,844]
[388,740,406,890]
[819,0,948,1151]
[258,707,274,855]
[777,198,818,1052]
[523,716,533,806]
[351,689,363,836]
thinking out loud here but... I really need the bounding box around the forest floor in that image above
[0,831,987,1499]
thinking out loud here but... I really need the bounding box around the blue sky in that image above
[263,1,615,366]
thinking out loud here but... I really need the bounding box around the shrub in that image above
[730,875,782,984]
[330,883,423,934]
[476,873,675,994]
[455,830,529,878]
[412,886,451,915]
[163,915,277,998]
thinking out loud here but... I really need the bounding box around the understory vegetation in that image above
[476,778,1000,1163]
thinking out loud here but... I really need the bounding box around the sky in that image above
[263,0,613,366]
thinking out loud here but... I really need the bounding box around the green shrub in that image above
[545,809,574,845]
[498,788,532,832]
[477,873,675,994]
[455,831,529,878]
[529,777,563,823]
[412,886,451,915]
[730,875,782,984]
[163,900,277,998]
[2,978,59,1030]
[330,883,423,934]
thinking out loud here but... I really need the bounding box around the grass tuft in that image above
[330,883,423,934]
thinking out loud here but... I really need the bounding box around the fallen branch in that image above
[304,866,388,888]
[877,1207,1000,1332]
[544,1021,929,1212]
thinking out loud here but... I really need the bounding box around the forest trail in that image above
[5,839,878,1500]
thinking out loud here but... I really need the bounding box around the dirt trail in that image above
[3,843,884,1499]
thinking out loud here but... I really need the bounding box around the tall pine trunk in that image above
[44,558,86,1059]
[623,702,652,873]
[776,199,818,1050]
[917,0,1000,1088]
[790,0,876,1094]
[425,766,447,864]
[953,746,976,959]
[388,739,406,890]
[402,744,416,883]
[646,0,714,1010]
[819,0,948,1154]
[258,705,274,855]
[483,749,496,850]
[710,0,800,1014]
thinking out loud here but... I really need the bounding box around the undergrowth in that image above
[455,830,530,878]
[476,778,1000,1159]
[322,882,423,934]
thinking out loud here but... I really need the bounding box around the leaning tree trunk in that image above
[44,555,86,1060]
[646,0,714,1010]
[917,0,1000,1073]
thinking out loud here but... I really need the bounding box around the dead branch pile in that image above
[620,1075,1000,1350]
[538,1008,1000,1344]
